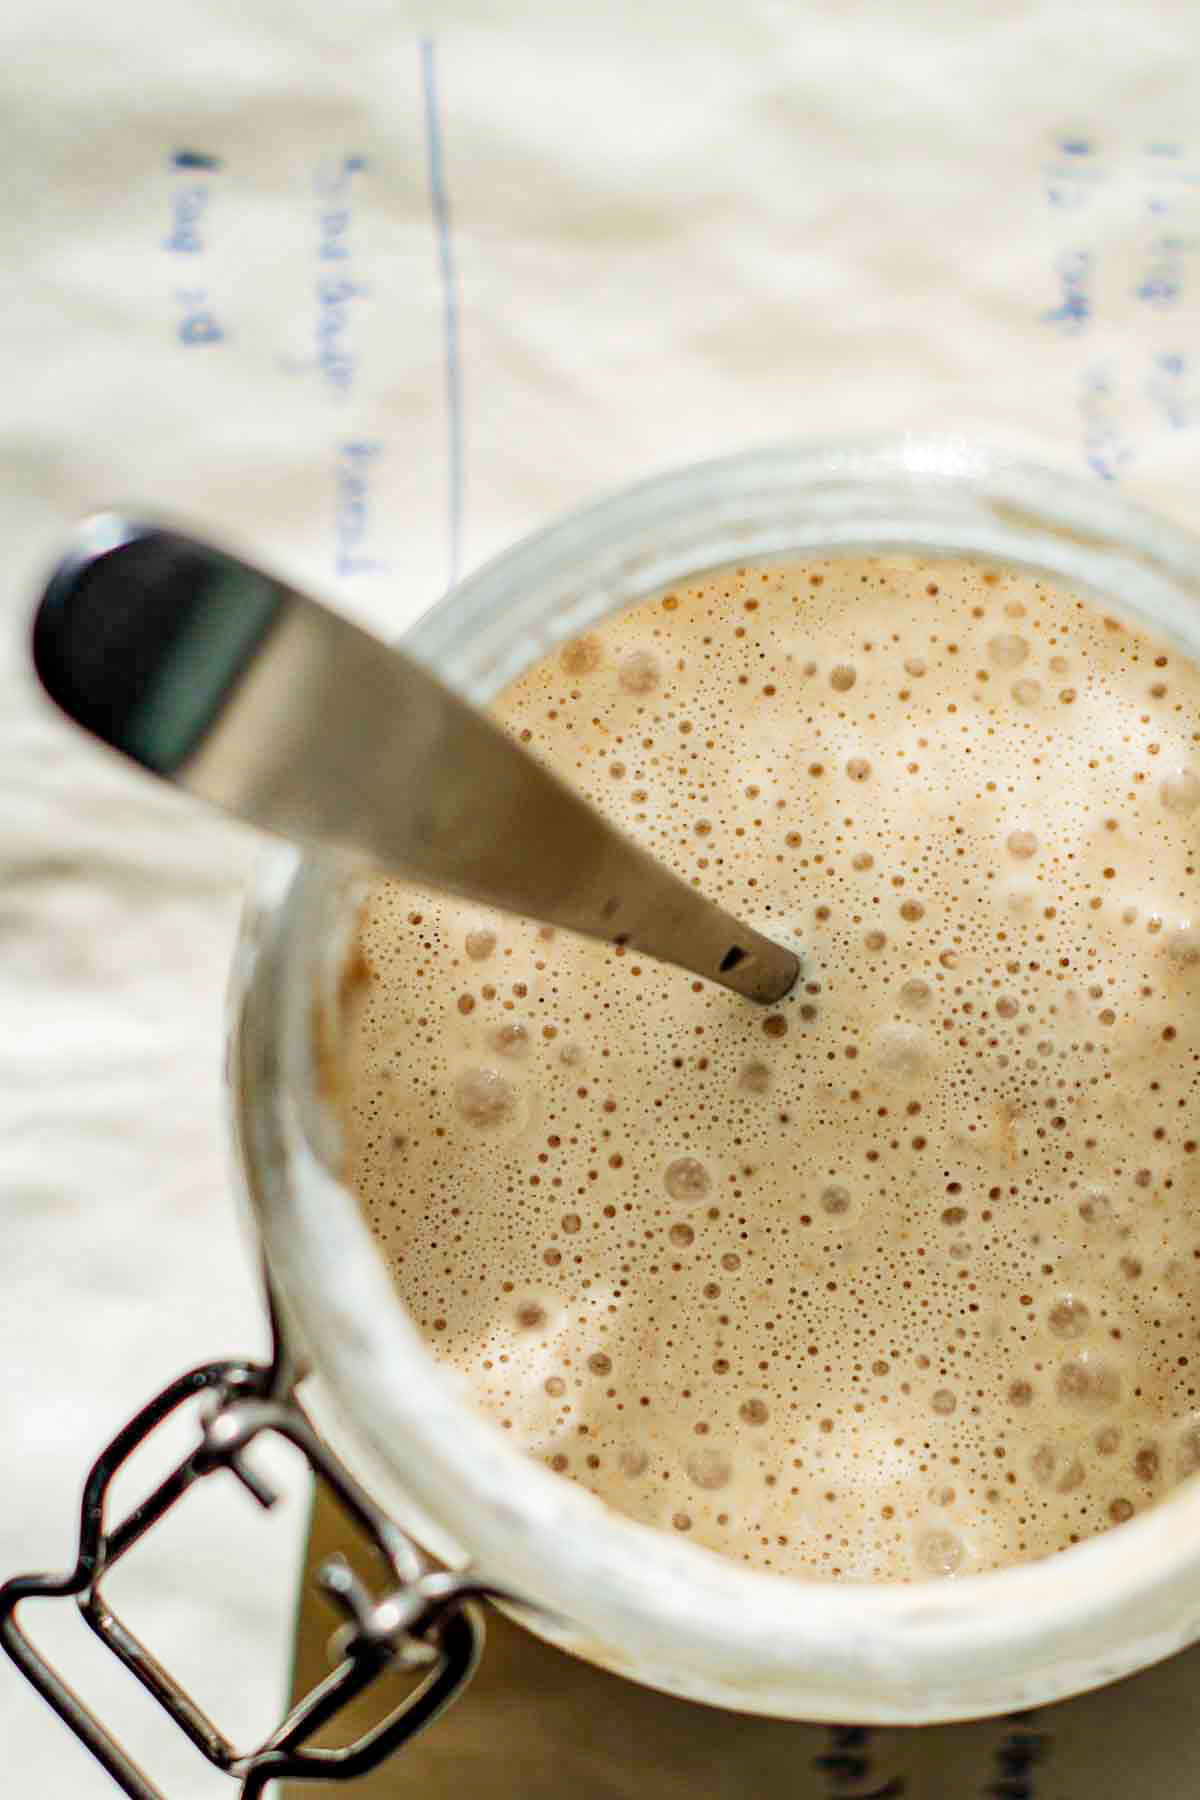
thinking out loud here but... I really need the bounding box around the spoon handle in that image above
[33,517,799,1005]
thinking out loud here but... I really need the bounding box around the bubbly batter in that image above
[342,556,1200,1581]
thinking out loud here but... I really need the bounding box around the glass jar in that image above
[229,436,1200,1725]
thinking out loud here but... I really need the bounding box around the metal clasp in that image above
[0,1350,498,1795]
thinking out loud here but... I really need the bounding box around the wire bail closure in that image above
[0,1316,500,1796]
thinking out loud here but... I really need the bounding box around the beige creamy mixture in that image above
[343,557,1200,1580]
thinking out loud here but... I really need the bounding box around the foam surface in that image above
[342,557,1200,1581]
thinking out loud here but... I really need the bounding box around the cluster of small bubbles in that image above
[342,554,1200,1586]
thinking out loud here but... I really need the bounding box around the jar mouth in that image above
[230,436,1200,1723]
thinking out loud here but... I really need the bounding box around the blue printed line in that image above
[172,149,220,171]
[421,37,464,586]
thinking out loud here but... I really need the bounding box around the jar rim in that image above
[230,436,1200,1723]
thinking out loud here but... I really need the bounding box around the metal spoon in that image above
[32,516,800,1004]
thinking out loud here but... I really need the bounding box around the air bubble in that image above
[988,634,1029,668]
[1175,1426,1200,1481]
[872,1022,933,1082]
[685,1447,733,1490]
[915,1527,964,1577]
[1166,925,1200,966]
[1048,1296,1091,1338]
[1135,1446,1161,1482]
[561,635,602,675]
[1056,1354,1121,1411]
[1161,769,1200,814]
[1030,1445,1055,1486]
[453,1067,516,1128]
[1056,1457,1085,1494]
[619,650,661,694]
[1078,1188,1114,1225]
[664,1158,712,1201]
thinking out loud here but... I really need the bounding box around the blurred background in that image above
[3,2,1199,1791]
